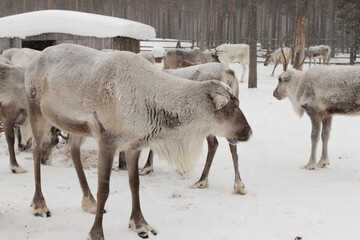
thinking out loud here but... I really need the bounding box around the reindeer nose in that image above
[273,90,278,99]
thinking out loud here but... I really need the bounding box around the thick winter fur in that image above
[161,62,246,194]
[214,43,249,82]
[264,47,292,76]
[273,65,360,169]
[138,52,155,64]
[0,54,12,65]
[163,62,239,97]
[102,50,155,64]
[163,49,219,69]
[3,48,40,69]
[25,44,252,239]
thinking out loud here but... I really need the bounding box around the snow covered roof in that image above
[0,10,156,40]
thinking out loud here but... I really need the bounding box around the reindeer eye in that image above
[278,77,281,83]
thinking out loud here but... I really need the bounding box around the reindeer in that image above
[274,65,360,169]
[213,44,249,83]
[305,45,332,67]
[25,44,252,239]
[119,62,247,194]
[163,48,220,69]
[264,46,292,76]
[2,48,40,69]
[273,40,360,170]
[0,63,60,173]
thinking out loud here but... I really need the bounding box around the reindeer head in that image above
[273,71,292,100]
[263,47,272,66]
[40,126,69,164]
[212,47,228,63]
[204,48,221,63]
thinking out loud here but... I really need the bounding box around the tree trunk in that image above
[294,0,308,70]
[208,0,214,47]
[162,0,167,38]
[320,0,327,44]
[248,0,257,88]
[329,0,336,57]
[271,0,278,49]
[350,44,355,65]
[218,0,224,44]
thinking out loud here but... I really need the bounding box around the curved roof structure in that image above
[0,10,156,40]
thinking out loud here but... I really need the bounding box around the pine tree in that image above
[248,0,257,88]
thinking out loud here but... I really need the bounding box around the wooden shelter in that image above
[0,10,156,53]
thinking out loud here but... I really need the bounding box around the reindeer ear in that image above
[282,73,290,81]
[211,93,229,110]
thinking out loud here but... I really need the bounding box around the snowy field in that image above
[1,62,360,240]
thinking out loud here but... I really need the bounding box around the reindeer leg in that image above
[14,126,24,151]
[304,109,322,170]
[118,150,127,170]
[127,150,157,239]
[230,144,247,195]
[271,63,278,77]
[240,62,246,82]
[69,135,100,214]
[28,102,51,217]
[2,110,27,173]
[139,149,154,176]
[192,135,218,189]
[317,116,332,168]
[88,138,117,240]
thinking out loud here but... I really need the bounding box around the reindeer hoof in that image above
[129,219,156,239]
[10,165,27,174]
[119,164,127,171]
[138,232,149,239]
[18,144,27,151]
[34,210,51,217]
[303,164,316,170]
[139,166,154,176]
[317,160,329,168]
[192,179,209,189]
[234,181,247,195]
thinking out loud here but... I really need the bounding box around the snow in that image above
[1,62,360,240]
[151,46,165,58]
[0,10,156,40]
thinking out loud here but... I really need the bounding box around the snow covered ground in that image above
[1,62,360,240]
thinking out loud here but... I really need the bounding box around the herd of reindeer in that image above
[0,41,359,239]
